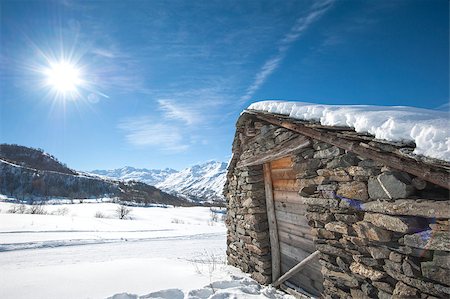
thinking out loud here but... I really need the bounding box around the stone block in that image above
[350,288,370,299]
[361,282,377,297]
[336,256,350,271]
[347,166,380,177]
[335,213,362,223]
[402,258,421,277]
[432,250,450,269]
[327,152,360,168]
[350,262,385,281]
[325,221,351,235]
[317,169,352,182]
[353,221,393,242]
[362,199,450,219]
[312,228,337,239]
[322,268,359,288]
[314,146,344,159]
[300,196,339,208]
[306,212,334,222]
[368,172,415,199]
[373,281,394,294]
[368,246,391,259]
[353,255,382,267]
[364,213,429,233]
[337,181,369,201]
[404,230,450,252]
[384,259,403,273]
[421,261,450,286]
[389,252,403,263]
[384,265,450,297]
[393,281,419,298]
[377,289,392,299]
[316,244,350,259]
[313,142,332,150]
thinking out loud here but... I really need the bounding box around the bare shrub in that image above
[94,211,105,218]
[53,207,69,216]
[28,204,47,215]
[116,204,132,219]
[7,204,27,214]
[171,218,185,224]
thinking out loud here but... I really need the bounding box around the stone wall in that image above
[225,164,272,284]
[225,115,450,298]
[295,140,450,299]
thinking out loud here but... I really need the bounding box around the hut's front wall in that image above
[225,117,450,298]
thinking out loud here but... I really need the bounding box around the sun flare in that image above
[44,61,83,94]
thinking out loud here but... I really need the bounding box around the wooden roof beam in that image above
[248,111,449,190]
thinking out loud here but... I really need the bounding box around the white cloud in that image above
[158,99,200,125]
[240,0,334,103]
[118,117,189,152]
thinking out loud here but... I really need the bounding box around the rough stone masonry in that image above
[224,112,450,298]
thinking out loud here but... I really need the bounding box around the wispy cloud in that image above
[118,117,189,152]
[158,99,200,125]
[240,0,334,103]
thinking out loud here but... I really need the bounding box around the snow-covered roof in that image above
[248,100,450,162]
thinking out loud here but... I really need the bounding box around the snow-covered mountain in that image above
[91,167,177,186]
[90,161,227,202]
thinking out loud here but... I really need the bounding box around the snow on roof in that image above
[248,100,450,162]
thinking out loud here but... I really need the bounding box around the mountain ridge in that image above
[0,144,192,206]
[90,161,227,202]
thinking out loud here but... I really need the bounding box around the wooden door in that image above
[267,156,323,296]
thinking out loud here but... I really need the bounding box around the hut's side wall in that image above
[225,116,450,298]
[226,164,272,284]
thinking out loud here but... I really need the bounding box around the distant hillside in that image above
[91,161,227,202]
[0,144,76,175]
[0,144,191,206]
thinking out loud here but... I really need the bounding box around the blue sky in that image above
[1,0,448,171]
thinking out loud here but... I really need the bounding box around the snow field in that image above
[0,201,293,299]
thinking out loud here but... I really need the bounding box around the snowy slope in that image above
[91,161,227,202]
[156,161,227,202]
[249,101,450,162]
[91,167,177,186]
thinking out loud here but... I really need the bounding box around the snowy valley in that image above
[0,201,291,299]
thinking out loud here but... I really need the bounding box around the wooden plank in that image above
[281,253,323,290]
[274,201,308,215]
[270,156,293,169]
[277,219,314,238]
[273,250,320,287]
[275,210,310,227]
[237,136,310,168]
[263,163,281,282]
[278,230,316,253]
[273,190,302,204]
[280,282,314,299]
[280,263,323,296]
[280,241,313,261]
[251,112,450,190]
[271,168,297,180]
[272,179,300,191]
[281,252,322,275]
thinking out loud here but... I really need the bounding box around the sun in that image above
[43,61,83,95]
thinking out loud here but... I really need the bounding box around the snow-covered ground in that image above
[0,201,292,299]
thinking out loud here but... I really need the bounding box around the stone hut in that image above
[224,103,449,298]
